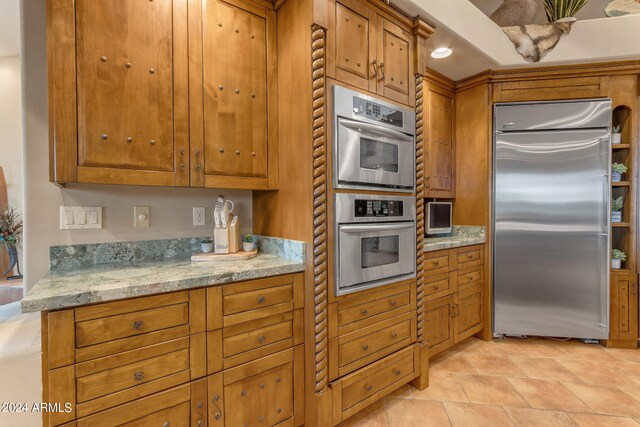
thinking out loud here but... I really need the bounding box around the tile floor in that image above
[338,337,640,427]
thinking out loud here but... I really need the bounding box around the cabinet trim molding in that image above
[415,74,425,346]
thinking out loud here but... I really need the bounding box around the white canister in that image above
[612,171,622,182]
[201,241,214,253]
[612,133,622,144]
[243,242,256,252]
[612,211,623,223]
[612,258,621,270]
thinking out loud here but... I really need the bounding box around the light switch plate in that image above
[134,206,150,228]
[60,206,102,230]
[193,207,206,226]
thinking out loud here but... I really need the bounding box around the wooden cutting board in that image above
[191,250,258,262]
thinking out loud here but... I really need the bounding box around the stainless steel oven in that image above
[333,85,416,192]
[335,193,416,296]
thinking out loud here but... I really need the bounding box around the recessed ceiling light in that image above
[431,47,452,59]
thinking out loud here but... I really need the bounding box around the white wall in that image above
[0,56,23,214]
[21,0,252,292]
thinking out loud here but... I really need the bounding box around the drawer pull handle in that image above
[275,377,281,383]
[258,335,266,344]
[258,296,266,304]
[389,300,397,307]
[365,384,372,391]
[277,408,282,414]
[361,309,368,316]
[467,275,474,281]
[259,383,265,389]
[163,422,170,427]
[212,394,222,420]
[391,332,398,339]
[451,305,456,318]
[433,285,439,290]
[433,260,440,266]
[362,344,369,351]
[467,254,473,259]
[394,369,401,376]
[133,371,144,381]
[133,320,144,330]
[455,304,460,316]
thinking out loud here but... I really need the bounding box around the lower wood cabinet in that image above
[423,245,485,357]
[608,270,639,348]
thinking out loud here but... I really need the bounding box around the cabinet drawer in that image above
[76,383,192,427]
[224,318,292,358]
[456,245,483,269]
[331,345,416,425]
[424,251,452,275]
[338,291,410,328]
[75,302,189,348]
[425,272,452,301]
[457,266,482,292]
[224,284,293,316]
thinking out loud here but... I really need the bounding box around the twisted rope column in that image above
[415,75,426,344]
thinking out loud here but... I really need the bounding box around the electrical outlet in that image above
[193,207,206,226]
[134,206,150,228]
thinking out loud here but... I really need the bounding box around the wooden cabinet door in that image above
[332,0,377,93]
[610,271,639,343]
[72,0,189,186]
[425,83,455,198]
[377,19,413,106]
[453,286,483,344]
[192,0,277,190]
[425,295,454,357]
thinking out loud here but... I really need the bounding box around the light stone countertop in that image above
[21,253,305,312]
[424,225,487,252]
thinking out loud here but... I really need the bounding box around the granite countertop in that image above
[424,226,487,252]
[22,236,305,313]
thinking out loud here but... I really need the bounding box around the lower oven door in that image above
[337,221,416,295]
[336,118,415,191]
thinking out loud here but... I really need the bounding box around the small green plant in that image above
[612,196,624,212]
[242,234,255,243]
[613,125,621,134]
[612,163,628,174]
[612,249,627,261]
[201,238,213,244]
[543,0,589,22]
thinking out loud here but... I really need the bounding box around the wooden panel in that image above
[454,285,483,343]
[456,265,482,293]
[456,245,482,269]
[223,284,293,315]
[207,286,223,331]
[609,271,639,344]
[75,303,189,347]
[337,290,410,328]
[190,332,207,380]
[189,289,207,334]
[47,310,75,369]
[76,384,191,427]
[338,316,411,367]
[425,79,455,198]
[377,18,413,106]
[123,401,190,426]
[207,372,224,427]
[423,249,454,276]
[425,295,454,358]
[76,0,176,172]
[75,291,189,322]
[425,272,454,301]
[191,379,208,427]
[332,0,377,93]
[48,366,76,426]
[493,76,608,102]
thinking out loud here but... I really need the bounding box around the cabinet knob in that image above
[391,332,398,339]
[259,383,265,389]
[345,57,349,62]
[125,62,132,68]
[162,422,170,427]
[433,260,440,266]
[149,67,156,74]
[133,371,144,381]
[251,93,256,98]
[235,89,240,94]
[394,369,401,376]
[236,150,240,155]
[100,56,107,62]
[101,134,108,140]
[433,285,439,291]
[365,384,372,391]
[149,139,156,145]
[389,300,397,307]
[467,274,474,281]
[250,34,255,39]
[361,309,368,316]
[467,254,473,259]
[258,295,266,304]
[275,377,281,383]
[277,408,282,414]
[133,320,144,330]
[362,344,369,351]
[127,137,133,143]
[251,152,256,157]
[219,147,224,153]
[219,85,224,91]
[258,335,266,344]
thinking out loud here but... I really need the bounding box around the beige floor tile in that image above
[555,341,618,362]
[386,398,451,427]
[480,338,528,357]
[563,382,640,418]
[462,353,527,377]
[569,413,640,427]
[617,383,640,404]
[412,372,469,403]
[515,338,570,358]
[557,359,638,386]
[386,384,413,399]
[503,407,578,427]
[455,374,529,407]
[443,402,514,427]
[604,347,640,364]
[507,377,592,412]
[614,362,640,386]
[338,400,388,427]
[509,356,581,382]
[430,352,477,374]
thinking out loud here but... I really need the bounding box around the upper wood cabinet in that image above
[424,78,455,198]
[48,0,278,189]
[328,0,415,106]
[189,0,278,190]
[50,0,190,186]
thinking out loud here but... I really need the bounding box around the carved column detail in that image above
[415,74,426,345]
[311,24,329,394]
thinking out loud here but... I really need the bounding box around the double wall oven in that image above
[333,86,417,296]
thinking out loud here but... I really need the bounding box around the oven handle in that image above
[339,118,414,142]
[340,223,414,233]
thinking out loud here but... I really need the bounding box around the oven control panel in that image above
[355,200,404,217]
[353,97,404,127]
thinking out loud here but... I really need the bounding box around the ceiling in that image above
[0,0,20,57]
[395,0,640,81]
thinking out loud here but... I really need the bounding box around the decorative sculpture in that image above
[501,17,576,62]
[605,0,640,16]
[490,0,539,26]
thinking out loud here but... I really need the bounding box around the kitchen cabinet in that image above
[608,270,639,347]
[328,0,415,106]
[423,245,484,357]
[189,0,279,190]
[49,0,190,187]
[424,76,455,198]
[41,273,304,427]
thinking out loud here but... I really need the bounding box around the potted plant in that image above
[612,249,626,270]
[543,0,589,21]
[612,125,622,144]
[612,163,628,182]
[201,238,214,253]
[612,196,624,223]
[242,234,257,252]
[0,207,23,279]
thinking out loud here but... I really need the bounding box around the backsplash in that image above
[427,225,486,239]
[49,235,305,271]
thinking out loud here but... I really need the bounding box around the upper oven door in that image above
[336,118,415,191]
[337,221,416,295]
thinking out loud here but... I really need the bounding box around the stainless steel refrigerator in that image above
[493,99,612,339]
